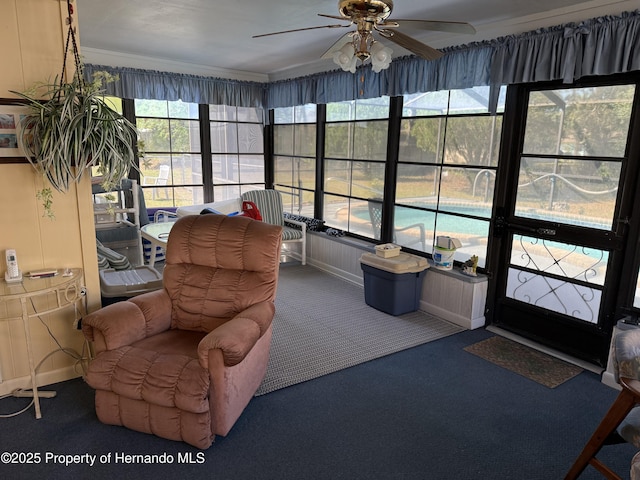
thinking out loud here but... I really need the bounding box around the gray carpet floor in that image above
[256,263,464,395]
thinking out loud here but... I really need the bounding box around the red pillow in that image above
[239,201,262,221]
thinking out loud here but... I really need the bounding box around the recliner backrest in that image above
[163,214,282,332]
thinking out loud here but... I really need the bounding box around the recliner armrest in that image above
[128,289,173,334]
[82,289,172,353]
[197,301,275,368]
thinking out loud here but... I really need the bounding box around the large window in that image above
[271,89,505,265]
[397,87,505,263]
[135,99,203,207]
[323,97,390,237]
[209,105,265,202]
[273,104,316,216]
[133,100,265,207]
[518,86,630,227]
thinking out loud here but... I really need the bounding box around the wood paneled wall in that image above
[0,0,100,395]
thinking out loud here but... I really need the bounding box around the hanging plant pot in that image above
[13,72,138,193]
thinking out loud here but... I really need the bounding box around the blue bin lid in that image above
[360,252,430,274]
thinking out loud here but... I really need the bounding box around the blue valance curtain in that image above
[488,10,640,109]
[491,10,640,85]
[83,65,268,107]
[85,10,640,112]
[264,41,495,109]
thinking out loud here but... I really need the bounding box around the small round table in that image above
[141,221,175,266]
[0,269,85,418]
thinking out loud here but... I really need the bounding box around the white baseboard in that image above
[420,301,485,330]
[0,366,83,397]
[307,258,364,287]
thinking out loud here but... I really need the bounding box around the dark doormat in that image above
[464,336,583,388]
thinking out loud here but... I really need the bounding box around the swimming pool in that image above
[353,203,492,238]
[358,202,610,235]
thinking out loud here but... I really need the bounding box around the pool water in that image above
[354,204,492,237]
[353,202,611,263]
[383,204,610,236]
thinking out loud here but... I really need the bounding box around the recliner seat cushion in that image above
[86,330,210,414]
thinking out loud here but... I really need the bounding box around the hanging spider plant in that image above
[11,72,139,219]
[9,0,139,217]
[12,72,138,193]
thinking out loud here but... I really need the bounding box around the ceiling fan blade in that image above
[320,32,354,59]
[253,24,349,38]
[379,29,443,61]
[318,13,351,22]
[386,19,476,35]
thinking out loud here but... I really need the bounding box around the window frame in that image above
[125,99,266,207]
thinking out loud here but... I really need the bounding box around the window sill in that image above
[309,231,487,284]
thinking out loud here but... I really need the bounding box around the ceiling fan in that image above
[253,0,476,73]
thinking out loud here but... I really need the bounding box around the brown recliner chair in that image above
[82,214,282,449]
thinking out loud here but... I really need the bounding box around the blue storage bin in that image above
[360,252,429,316]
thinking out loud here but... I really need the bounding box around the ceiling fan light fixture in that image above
[370,41,392,72]
[333,43,358,73]
[332,35,392,73]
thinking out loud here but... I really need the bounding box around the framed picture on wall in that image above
[0,98,29,164]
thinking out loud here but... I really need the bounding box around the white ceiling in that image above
[75,0,637,82]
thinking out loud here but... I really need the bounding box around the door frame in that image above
[485,74,640,366]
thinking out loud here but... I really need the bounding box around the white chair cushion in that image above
[176,198,242,217]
